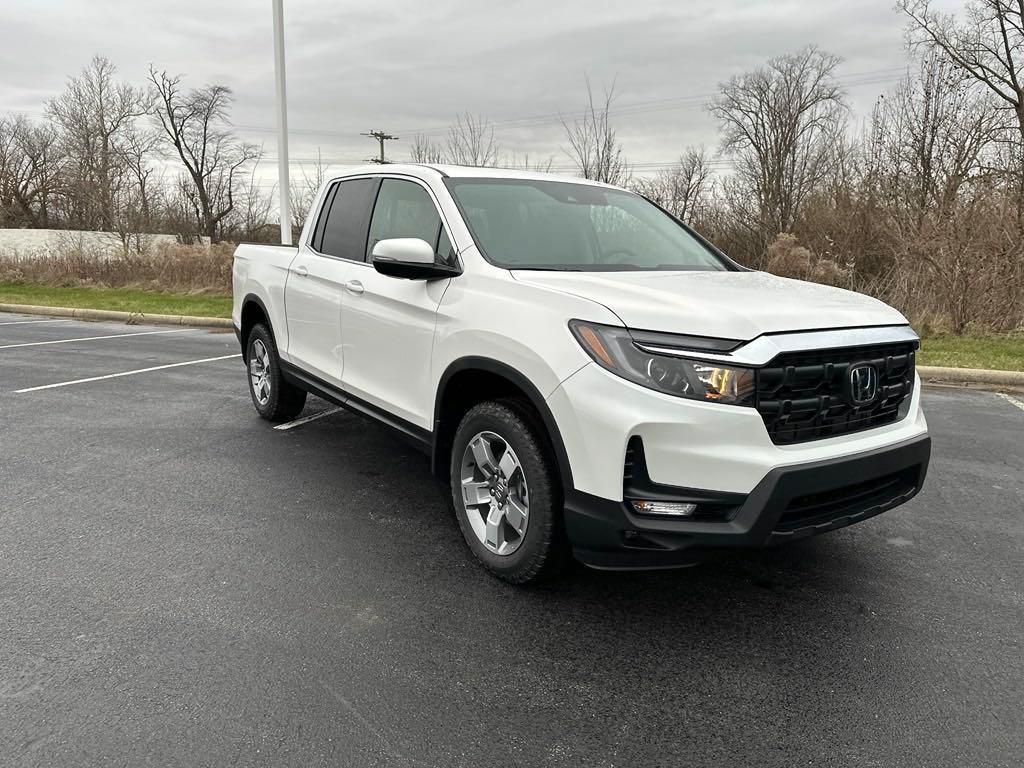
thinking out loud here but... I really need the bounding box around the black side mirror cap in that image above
[371,257,461,280]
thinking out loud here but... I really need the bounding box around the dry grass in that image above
[0,240,234,295]
[762,231,1024,336]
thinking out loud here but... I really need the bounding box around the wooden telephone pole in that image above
[362,130,399,164]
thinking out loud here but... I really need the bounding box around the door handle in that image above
[292,265,309,277]
[344,279,365,295]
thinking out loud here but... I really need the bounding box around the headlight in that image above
[568,320,755,406]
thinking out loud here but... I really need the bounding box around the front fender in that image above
[433,354,577,489]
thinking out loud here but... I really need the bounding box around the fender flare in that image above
[238,293,274,353]
[433,356,575,491]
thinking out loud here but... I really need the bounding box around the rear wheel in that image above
[246,323,306,421]
[450,400,569,584]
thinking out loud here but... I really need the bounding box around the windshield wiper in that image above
[509,266,584,272]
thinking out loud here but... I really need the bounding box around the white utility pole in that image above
[272,0,292,245]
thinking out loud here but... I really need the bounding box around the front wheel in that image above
[450,400,569,584]
[246,323,306,422]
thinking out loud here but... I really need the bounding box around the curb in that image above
[0,303,233,329]
[917,365,1024,389]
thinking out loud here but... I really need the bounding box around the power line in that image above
[11,64,908,190]
[230,66,910,139]
[7,65,911,140]
[252,156,741,172]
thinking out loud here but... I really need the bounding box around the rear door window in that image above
[318,177,379,261]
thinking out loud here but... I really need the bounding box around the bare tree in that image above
[409,134,447,164]
[167,175,204,242]
[108,123,166,253]
[631,147,713,224]
[148,67,257,242]
[233,155,275,242]
[413,127,553,171]
[290,148,328,232]
[120,125,161,228]
[899,0,1024,218]
[0,115,64,228]
[709,47,847,241]
[445,113,500,167]
[562,78,630,185]
[863,50,1008,331]
[871,52,1000,225]
[505,151,555,172]
[47,56,147,231]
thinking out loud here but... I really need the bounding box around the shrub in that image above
[0,240,234,294]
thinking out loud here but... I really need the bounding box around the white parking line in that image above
[0,328,190,350]
[996,392,1024,413]
[0,318,71,326]
[14,354,242,392]
[274,407,345,430]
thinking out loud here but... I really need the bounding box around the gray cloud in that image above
[0,0,966,180]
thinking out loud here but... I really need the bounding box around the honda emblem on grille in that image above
[847,363,878,406]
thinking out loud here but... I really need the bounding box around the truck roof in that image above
[326,163,619,189]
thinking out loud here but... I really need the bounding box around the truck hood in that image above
[511,269,908,340]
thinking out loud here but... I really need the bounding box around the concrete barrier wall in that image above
[0,229,200,258]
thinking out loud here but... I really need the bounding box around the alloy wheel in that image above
[460,431,530,555]
[249,339,271,406]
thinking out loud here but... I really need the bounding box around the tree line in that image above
[0,57,267,244]
[411,0,1024,333]
[1,0,1021,332]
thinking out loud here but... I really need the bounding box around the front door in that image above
[340,177,455,431]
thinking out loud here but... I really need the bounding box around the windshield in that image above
[444,178,729,272]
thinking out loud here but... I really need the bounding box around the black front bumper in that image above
[564,434,931,570]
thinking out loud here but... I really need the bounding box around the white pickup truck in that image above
[232,164,930,583]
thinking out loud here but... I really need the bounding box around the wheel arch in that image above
[432,357,574,491]
[239,293,273,357]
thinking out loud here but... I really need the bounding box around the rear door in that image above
[284,177,379,385]
[339,177,455,430]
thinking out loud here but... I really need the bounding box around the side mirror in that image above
[371,238,459,279]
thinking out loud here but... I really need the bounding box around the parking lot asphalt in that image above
[0,311,1021,768]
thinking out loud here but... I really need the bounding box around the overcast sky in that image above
[0,0,965,184]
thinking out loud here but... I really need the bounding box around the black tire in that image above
[245,323,307,422]
[449,400,570,584]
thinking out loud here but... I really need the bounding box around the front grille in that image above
[775,466,920,532]
[755,341,916,445]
